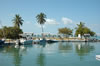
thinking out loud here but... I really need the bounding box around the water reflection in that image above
[37,49,45,66]
[0,46,4,52]
[75,42,95,60]
[0,42,98,66]
[39,42,46,47]
[58,42,72,53]
[0,45,28,66]
[13,47,22,66]
[75,42,94,56]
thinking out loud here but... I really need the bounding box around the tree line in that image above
[36,13,96,38]
[58,22,95,37]
[0,14,23,39]
[0,13,96,39]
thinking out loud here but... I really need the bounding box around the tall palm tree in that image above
[13,14,24,28]
[36,12,46,33]
[36,13,47,39]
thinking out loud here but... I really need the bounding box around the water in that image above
[97,36,100,40]
[0,42,100,66]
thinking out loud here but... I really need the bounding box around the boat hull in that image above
[0,40,5,45]
[23,40,33,45]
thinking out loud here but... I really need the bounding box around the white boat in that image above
[96,55,100,59]
[96,55,100,61]
[17,33,33,45]
[20,39,33,45]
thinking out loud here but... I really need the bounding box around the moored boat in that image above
[20,39,33,45]
[96,55,100,59]
[46,39,58,43]
[96,55,100,61]
[0,40,5,45]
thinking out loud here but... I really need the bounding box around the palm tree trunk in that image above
[41,25,44,39]
[41,25,44,33]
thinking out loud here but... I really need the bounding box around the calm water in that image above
[0,42,100,66]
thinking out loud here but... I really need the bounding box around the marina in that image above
[0,0,100,66]
[0,42,100,66]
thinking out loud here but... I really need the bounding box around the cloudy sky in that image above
[0,0,100,35]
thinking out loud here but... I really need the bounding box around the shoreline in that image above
[3,38,100,44]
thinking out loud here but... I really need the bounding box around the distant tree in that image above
[0,26,23,39]
[12,14,24,28]
[36,12,46,33]
[0,29,3,38]
[75,22,85,37]
[89,31,95,36]
[58,27,73,37]
[75,22,95,37]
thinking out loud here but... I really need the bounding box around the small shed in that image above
[84,34,90,38]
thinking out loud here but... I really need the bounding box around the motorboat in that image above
[96,55,100,59]
[96,55,100,61]
[0,40,5,45]
[39,38,46,47]
[20,39,33,45]
[16,34,33,45]
[46,39,58,43]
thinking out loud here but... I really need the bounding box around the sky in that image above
[0,0,100,35]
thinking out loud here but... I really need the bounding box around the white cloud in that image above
[35,19,59,29]
[35,23,46,28]
[46,19,59,25]
[62,17,72,25]
[35,19,59,28]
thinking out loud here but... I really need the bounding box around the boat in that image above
[96,55,100,61]
[96,55,100,59]
[16,34,33,45]
[46,39,58,43]
[15,39,33,45]
[20,39,33,45]
[40,38,46,44]
[39,38,46,47]
[33,39,40,44]
[0,40,5,45]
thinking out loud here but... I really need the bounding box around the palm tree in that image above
[36,13,46,38]
[13,14,24,28]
